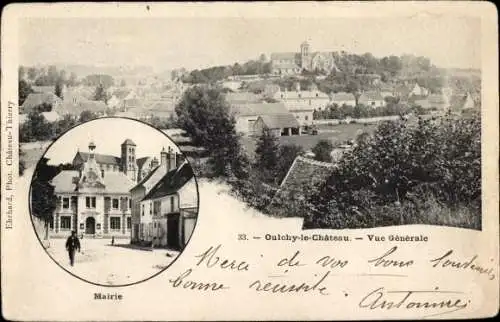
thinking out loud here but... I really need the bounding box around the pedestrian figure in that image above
[65,231,81,266]
[111,236,115,246]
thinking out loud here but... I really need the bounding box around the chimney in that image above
[168,147,176,172]
[160,147,168,166]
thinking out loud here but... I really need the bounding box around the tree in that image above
[68,72,78,86]
[19,112,54,142]
[254,128,280,184]
[58,70,67,83]
[27,67,38,82]
[19,143,26,176]
[94,83,108,102]
[55,114,78,137]
[31,158,59,240]
[18,66,26,80]
[55,79,64,99]
[175,86,247,178]
[79,110,99,123]
[47,65,59,85]
[19,80,34,106]
[312,140,333,162]
[84,74,114,88]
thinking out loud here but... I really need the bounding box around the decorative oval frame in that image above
[28,117,200,287]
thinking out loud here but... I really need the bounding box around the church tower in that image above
[121,139,137,182]
[300,40,311,70]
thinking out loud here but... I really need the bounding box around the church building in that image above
[270,41,337,75]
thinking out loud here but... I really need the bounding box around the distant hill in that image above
[29,64,156,79]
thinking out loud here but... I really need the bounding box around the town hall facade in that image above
[48,139,161,238]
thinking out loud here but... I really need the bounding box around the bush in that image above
[306,113,481,230]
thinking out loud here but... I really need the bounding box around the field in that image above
[241,123,378,158]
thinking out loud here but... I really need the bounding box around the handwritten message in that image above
[167,241,497,318]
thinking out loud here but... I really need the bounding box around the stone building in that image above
[49,141,136,238]
[270,41,337,75]
[48,140,175,239]
[139,161,198,250]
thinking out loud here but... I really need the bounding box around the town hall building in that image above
[48,139,174,238]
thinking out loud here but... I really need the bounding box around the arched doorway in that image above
[85,217,96,234]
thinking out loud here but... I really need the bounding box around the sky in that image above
[44,118,180,165]
[19,15,481,71]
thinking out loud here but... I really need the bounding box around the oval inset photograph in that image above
[29,117,199,286]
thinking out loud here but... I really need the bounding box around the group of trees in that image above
[313,102,424,120]
[253,129,304,186]
[19,110,100,143]
[302,113,481,230]
[20,66,78,88]
[175,86,248,178]
[180,55,271,84]
[332,52,433,78]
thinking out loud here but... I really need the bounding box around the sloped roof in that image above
[32,86,55,94]
[267,156,336,215]
[21,93,62,113]
[41,111,60,122]
[51,170,135,194]
[112,88,133,100]
[449,94,468,109]
[272,63,301,70]
[124,98,143,109]
[359,91,384,102]
[283,91,329,100]
[279,156,336,189]
[331,92,356,102]
[55,100,107,116]
[122,139,136,146]
[51,170,79,193]
[394,85,411,97]
[258,113,300,129]
[271,52,300,61]
[232,102,289,117]
[358,92,384,103]
[131,164,168,194]
[142,162,194,201]
[427,94,448,105]
[75,152,121,165]
[225,92,262,104]
[102,172,136,193]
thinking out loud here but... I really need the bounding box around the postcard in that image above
[1,2,498,320]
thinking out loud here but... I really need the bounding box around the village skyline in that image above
[20,16,481,72]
